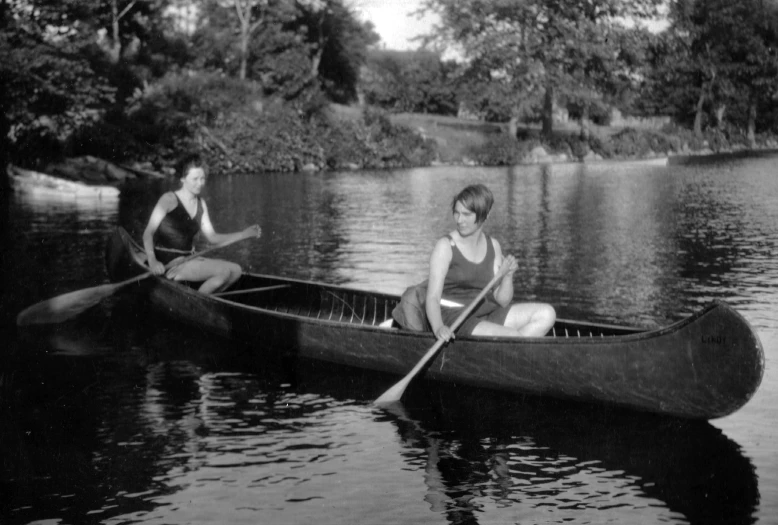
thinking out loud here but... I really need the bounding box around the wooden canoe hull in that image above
[106,228,764,419]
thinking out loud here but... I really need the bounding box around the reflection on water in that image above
[3,154,778,524]
[1,316,759,524]
[391,384,758,525]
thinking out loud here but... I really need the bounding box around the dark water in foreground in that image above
[2,156,777,524]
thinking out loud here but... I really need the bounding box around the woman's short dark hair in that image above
[451,184,494,224]
[175,152,207,179]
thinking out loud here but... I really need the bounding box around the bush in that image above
[602,128,676,158]
[127,74,440,173]
[465,133,532,165]
[66,119,146,161]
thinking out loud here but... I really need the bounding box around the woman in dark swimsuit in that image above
[142,153,261,294]
[426,184,556,341]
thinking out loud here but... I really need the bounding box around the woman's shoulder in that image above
[157,191,179,210]
[435,233,457,249]
[431,234,455,257]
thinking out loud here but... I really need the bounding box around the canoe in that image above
[105,227,764,419]
[8,164,120,198]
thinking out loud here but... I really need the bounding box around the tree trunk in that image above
[693,86,705,138]
[714,104,726,129]
[235,1,252,81]
[747,101,757,148]
[310,13,326,80]
[239,30,249,80]
[109,0,121,64]
[542,85,554,137]
[508,116,518,141]
[579,104,590,141]
[311,46,324,79]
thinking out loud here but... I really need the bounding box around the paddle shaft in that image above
[214,284,291,297]
[16,233,253,326]
[375,270,507,405]
[98,234,253,288]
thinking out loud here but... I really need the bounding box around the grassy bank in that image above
[386,110,778,166]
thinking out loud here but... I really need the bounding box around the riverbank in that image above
[383,108,778,167]
[22,102,778,185]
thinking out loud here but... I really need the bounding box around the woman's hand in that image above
[165,256,186,279]
[499,254,518,278]
[435,325,455,342]
[243,224,262,239]
[149,259,166,276]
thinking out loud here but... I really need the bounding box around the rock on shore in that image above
[45,156,167,186]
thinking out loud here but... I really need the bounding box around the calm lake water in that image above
[2,155,777,525]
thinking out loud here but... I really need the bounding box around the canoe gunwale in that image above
[116,227,750,347]
[206,271,723,347]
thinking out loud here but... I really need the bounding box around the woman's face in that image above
[453,200,480,237]
[181,167,206,195]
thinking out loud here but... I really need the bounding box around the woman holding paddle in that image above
[143,153,261,294]
[426,184,556,341]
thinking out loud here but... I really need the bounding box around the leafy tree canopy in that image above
[192,0,377,102]
[419,0,662,134]
[362,49,458,115]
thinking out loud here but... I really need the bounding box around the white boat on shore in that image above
[8,164,120,199]
[584,156,670,168]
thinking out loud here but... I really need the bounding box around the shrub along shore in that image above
[36,74,778,182]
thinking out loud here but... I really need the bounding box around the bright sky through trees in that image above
[349,0,437,50]
[350,0,668,51]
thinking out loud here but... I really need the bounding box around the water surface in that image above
[2,155,777,524]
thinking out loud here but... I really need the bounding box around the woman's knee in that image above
[536,303,556,324]
[228,262,242,280]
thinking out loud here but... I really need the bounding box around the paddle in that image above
[16,235,252,326]
[375,269,507,405]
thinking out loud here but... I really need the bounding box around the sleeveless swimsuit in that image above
[153,193,203,264]
[439,234,511,336]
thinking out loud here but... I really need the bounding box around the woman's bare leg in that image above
[166,258,242,294]
[471,303,556,338]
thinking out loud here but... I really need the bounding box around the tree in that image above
[362,49,458,114]
[420,0,662,137]
[643,0,778,141]
[193,0,376,102]
[1,0,116,164]
[231,0,269,80]
[717,1,778,144]
[295,0,379,102]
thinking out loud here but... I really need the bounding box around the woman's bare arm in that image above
[425,237,453,340]
[143,193,177,275]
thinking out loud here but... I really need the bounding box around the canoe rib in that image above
[105,227,764,419]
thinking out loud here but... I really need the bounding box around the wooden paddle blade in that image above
[16,273,150,327]
[375,338,446,405]
[375,381,412,405]
[16,282,121,326]
[16,229,254,328]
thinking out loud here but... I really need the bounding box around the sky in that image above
[350,0,669,52]
[350,0,436,50]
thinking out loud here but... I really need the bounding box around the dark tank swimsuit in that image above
[439,233,511,336]
[153,193,203,264]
